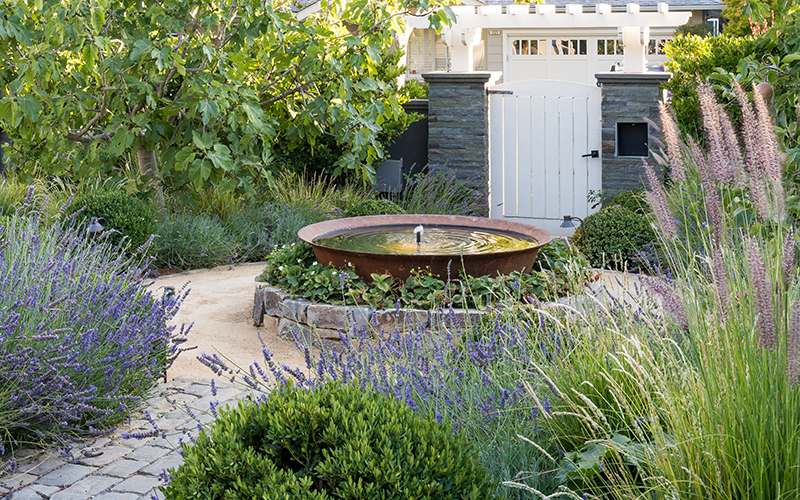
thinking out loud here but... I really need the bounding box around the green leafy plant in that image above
[152,212,237,269]
[663,34,758,140]
[162,381,497,500]
[573,205,656,270]
[257,241,593,310]
[0,0,455,193]
[344,198,406,217]
[221,203,273,262]
[67,189,154,250]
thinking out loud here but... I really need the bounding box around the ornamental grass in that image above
[508,83,800,499]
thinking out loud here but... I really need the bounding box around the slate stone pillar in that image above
[422,72,491,215]
[595,72,671,193]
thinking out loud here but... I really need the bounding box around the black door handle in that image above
[582,150,599,158]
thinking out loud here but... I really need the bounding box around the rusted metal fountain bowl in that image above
[298,214,554,282]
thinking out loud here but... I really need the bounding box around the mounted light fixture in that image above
[560,215,583,228]
[87,217,104,235]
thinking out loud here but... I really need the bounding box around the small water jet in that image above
[298,215,553,281]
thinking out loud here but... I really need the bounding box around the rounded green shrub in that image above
[344,198,406,217]
[574,205,656,270]
[68,189,153,249]
[163,381,497,500]
[605,188,650,215]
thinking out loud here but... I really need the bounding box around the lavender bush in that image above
[201,305,571,499]
[0,202,187,467]
[391,169,488,216]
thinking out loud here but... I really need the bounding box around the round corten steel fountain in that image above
[298,214,553,282]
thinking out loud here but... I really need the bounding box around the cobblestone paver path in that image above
[0,376,251,500]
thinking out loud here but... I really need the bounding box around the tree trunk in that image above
[136,146,165,209]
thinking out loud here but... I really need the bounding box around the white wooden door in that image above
[488,80,601,236]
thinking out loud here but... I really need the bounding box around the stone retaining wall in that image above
[253,283,483,344]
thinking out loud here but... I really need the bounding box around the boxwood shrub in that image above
[162,381,497,500]
[344,198,406,217]
[68,189,153,250]
[573,205,656,270]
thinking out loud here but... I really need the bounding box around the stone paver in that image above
[94,493,140,500]
[79,446,133,467]
[37,464,98,487]
[112,475,162,495]
[0,377,250,499]
[98,460,148,479]
[124,446,170,463]
[11,484,61,500]
[142,455,184,477]
[50,475,119,499]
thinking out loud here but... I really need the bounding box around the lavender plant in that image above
[0,203,188,467]
[199,303,573,499]
[392,170,488,216]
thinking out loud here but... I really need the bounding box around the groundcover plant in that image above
[0,192,188,470]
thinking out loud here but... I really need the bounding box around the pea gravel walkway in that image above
[0,376,252,500]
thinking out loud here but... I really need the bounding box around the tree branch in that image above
[259,80,314,106]
[66,131,114,143]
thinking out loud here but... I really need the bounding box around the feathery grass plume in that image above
[747,238,777,349]
[697,84,736,184]
[686,135,709,179]
[643,161,677,239]
[704,185,725,245]
[734,80,764,178]
[710,243,729,320]
[783,229,796,290]
[753,82,782,182]
[659,102,685,183]
[641,275,688,328]
[789,301,800,385]
[719,108,748,189]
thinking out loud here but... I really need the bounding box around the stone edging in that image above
[252,283,484,343]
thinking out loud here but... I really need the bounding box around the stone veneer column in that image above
[422,72,491,215]
[595,72,671,193]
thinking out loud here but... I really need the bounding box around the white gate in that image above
[488,80,602,236]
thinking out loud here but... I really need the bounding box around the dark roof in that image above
[480,0,722,8]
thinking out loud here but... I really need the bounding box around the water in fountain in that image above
[314,224,538,256]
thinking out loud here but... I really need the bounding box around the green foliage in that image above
[663,34,759,140]
[0,179,28,217]
[606,188,650,215]
[573,205,656,270]
[0,0,455,194]
[343,198,406,217]
[152,213,236,269]
[257,241,593,309]
[221,203,273,262]
[398,79,429,100]
[270,134,345,178]
[68,189,153,250]
[162,381,497,500]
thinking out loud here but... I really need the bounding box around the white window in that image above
[551,39,587,56]
[511,39,547,55]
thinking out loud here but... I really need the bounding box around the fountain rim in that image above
[298,214,554,257]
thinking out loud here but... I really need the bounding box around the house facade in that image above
[402,0,723,86]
